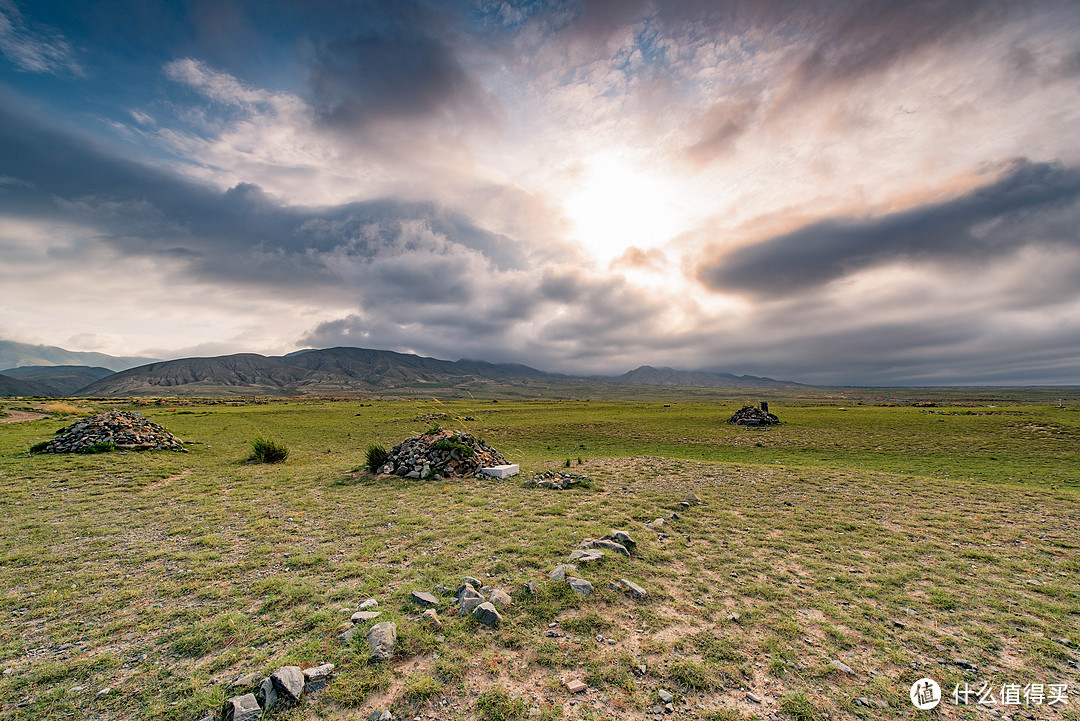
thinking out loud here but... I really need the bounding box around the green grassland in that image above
[0,394,1078,720]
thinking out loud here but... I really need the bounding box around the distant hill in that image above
[0,373,47,397]
[616,365,806,389]
[0,366,115,396]
[0,340,157,372]
[75,347,555,397]
[77,354,311,396]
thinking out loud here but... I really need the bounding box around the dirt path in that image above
[0,409,48,423]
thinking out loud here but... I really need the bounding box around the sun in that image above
[560,156,688,263]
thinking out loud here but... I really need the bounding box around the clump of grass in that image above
[28,440,50,453]
[780,693,823,721]
[248,436,288,463]
[365,443,389,472]
[475,685,528,721]
[403,671,443,701]
[667,658,717,690]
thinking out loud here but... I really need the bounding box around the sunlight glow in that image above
[561,157,689,263]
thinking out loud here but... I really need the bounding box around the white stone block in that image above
[480,464,519,478]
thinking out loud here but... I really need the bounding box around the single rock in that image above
[609,530,637,554]
[565,679,587,693]
[421,608,442,630]
[230,672,258,688]
[457,584,486,616]
[462,576,482,588]
[567,577,594,597]
[568,548,604,563]
[610,578,647,599]
[358,598,378,610]
[828,659,855,675]
[522,580,539,596]
[222,694,261,721]
[367,622,397,661]
[256,677,278,711]
[411,590,440,608]
[303,663,334,681]
[271,666,304,700]
[351,610,382,622]
[489,589,512,610]
[338,626,363,645]
[585,539,630,557]
[658,689,674,703]
[473,601,502,627]
[549,563,577,581]
[746,692,763,704]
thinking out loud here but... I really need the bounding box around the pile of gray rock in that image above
[523,471,593,490]
[548,531,646,600]
[220,663,333,721]
[377,429,507,478]
[727,405,780,426]
[32,410,187,453]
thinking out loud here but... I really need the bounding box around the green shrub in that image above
[29,441,50,454]
[430,438,474,457]
[365,444,389,472]
[249,437,288,463]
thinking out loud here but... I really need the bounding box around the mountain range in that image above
[0,342,804,397]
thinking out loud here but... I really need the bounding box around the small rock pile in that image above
[547,530,645,600]
[727,405,781,426]
[33,411,187,453]
[523,471,593,490]
[219,663,333,721]
[377,429,507,478]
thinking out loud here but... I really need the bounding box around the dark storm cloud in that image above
[700,160,1080,298]
[307,1,494,132]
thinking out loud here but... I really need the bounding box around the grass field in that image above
[0,394,1078,720]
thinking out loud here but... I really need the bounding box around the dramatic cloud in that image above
[3,0,1080,384]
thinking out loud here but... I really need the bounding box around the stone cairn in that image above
[377,429,507,478]
[32,410,187,453]
[726,403,780,426]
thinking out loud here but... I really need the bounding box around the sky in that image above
[2,0,1080,385]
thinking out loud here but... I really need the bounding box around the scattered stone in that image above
[303,664,334,681]
[950,658,978,671]
[421,609,442,630]
[457,584,487,616]
[410,590,440,608]
[222,694,261,721]
[367,622,397,661]
[522,580,539,596]
[358,598,378,610]
[658,689,674,703]
[565,679,587,694]
[605,530,637,554]
[609,578,647,599]
[651,518,666,528]
[462,576,482,588]
[230,672,258,688]
[473,602,502,627]
[580,538,630,557]
[379,430,508,478]
[567,577,594,597]
[256,677,278,711]
[664,703,674,713]
[369,711,393,721]
[828,659,855,676]
[568,548,604,563]
[683,492,703,505]
[271,666,304,701]
[524,470,593,490]
[96,687,111,697]
[32,410,187,453]
[633,664,647,677]
[489,589,512,610]
[338,626,363,645]
[549,563,577,581]
[351,610,382,622]
[747,692,763,704]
